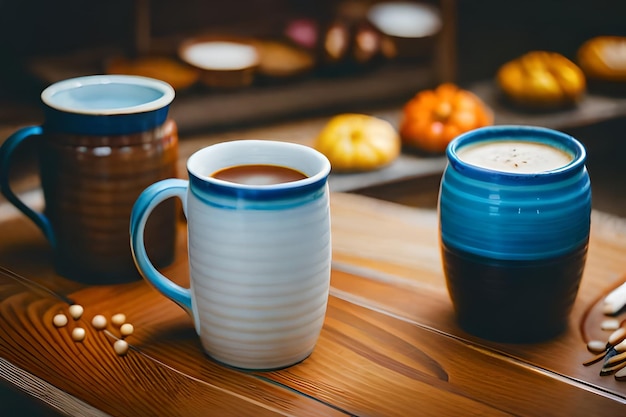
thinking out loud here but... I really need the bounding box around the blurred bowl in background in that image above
[178,36,260,88]
[254,40,315,80]
[367,1,442,60]
[106,55,200,91]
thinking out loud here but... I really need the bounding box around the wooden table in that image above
[1,184,626,416]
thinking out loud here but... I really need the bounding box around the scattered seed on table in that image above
[601,318,620,331]
[113,339,129,356]
[91,315,107,330]
[603,302,617,315]
[68,304,84,320]
[72,327,86,342]
[120,323,134,337]
[587,340,607,353]
[53,313,68,328]
[111,313,126,327]
[608,327,626,346]
[603,281,626,316]
[583,351,607,366]
[601,360,626,376]
[615,339,626,353]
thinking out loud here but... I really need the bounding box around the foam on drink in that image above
[456,140,573,173]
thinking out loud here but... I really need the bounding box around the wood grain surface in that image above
[1,192,625,416]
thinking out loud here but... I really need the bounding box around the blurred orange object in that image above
[497,51,586,108]
[400,83,493,153]
[578,36,626,82]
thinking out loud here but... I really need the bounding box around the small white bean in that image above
[53,313,68,328]
[601,319,621,331]
[587,340,607,353]
[603,302,619,315]
[111,313,126,327]
[114,339,129,356]
[91,315,108,330]
[68,304,84,320]
[604,281,626,316]
[120,323,134,337]
[72,327,86,342]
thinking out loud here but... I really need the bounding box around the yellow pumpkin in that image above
[399,83,493,153]
[578,36,626,82]
[497,51,586,108]
[314,113,400,172]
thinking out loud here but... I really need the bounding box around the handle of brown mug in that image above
[0,126,56,246]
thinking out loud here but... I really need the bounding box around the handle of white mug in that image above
[130,178,193,314]
[0,125,56,246]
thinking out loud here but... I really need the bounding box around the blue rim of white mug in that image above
[40,75,175,135]
[447,125,587,185]
[188,140,331,202]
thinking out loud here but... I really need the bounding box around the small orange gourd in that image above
[577,36,626,82]
[400,83,493,153]
[497,51,586,108]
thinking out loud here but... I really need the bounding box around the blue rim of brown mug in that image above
[40,75,175,136]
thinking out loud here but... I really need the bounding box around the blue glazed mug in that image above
[0,75,179,283]
[438,125,592,342]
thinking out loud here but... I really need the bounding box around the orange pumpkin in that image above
[400,83,493,153]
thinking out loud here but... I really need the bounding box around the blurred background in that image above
[1,2,626,412]
[0,0,624,132]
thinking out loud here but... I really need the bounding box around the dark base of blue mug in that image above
[442,242,588,343]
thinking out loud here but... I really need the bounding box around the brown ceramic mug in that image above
[0,75,179,284]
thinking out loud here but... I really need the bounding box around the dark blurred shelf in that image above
[9,51,626,213]
[170,64,438,133]
[328,152,447,193]
[27,48,439,133]
[24,44,626,134]
[471,80,626,131]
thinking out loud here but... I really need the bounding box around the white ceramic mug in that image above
[130,140,332,370]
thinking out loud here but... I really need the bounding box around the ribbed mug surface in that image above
[438,125,591,342]
[130,140,332,370]
[42,121,178,282]
[0,75,178,284]
[188,182,330,369]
